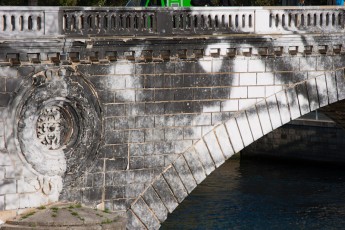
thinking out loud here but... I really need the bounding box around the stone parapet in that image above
[0,6,344,39]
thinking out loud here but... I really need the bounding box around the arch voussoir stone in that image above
[193,140,215,175]
[296,82,311,116]
[214,124,235,159]
[316,74,329,107]
[172,156,197,194]
[275,90,291,124]
[128,70,345,228]
[151,176,178,213]
[126,209,146,230]
[325,71,338,104]
[236,115,254,147]
[141,186,169,223]
[246,106,264,141]
[225,118,245,153]
[306,78,320,111]
[182,148,207,184]
[162,166,188,203]
[131,197,161,230]
[257,99,274,134]
[203,131,226,167]
[286,87,301,120]
[336,70,345,100]
[265,95,282,130]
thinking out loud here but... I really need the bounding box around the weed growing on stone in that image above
[50,207,59,212]
[101,218,113,224]
[21,211,36,219]
[70,211,79,216]
[75,203,82,208]
[103,208,110,213]
[96,213,103,217]
[37,205,46,210]
[51,214,57,218]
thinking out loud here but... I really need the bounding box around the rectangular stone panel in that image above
[203,131,225,167]
[5,194,19,210]
[240,73,256,86]
[317,56,333,71]
[275,90,291,125]
[248,59,266,72]
[193,114,212,126]
[316,74,329,107]
[152,176,178,213]
[273,57,299,72]
[300,56,316,71]
[172,156,197,193]
[183,148,206,184]
[211,112,231,126]
[193,141,215,175]
[0,93,11,107]
[256,100,273,135]
[265,86,283,98]
[235,114,253,147]
[286,87,301,120]
[183,126,202,140]
[202,101,221,113]
[126,184,145,199]
[246,107,263,141]
[257,72,274,85]
[221,100,239,112]
[306,78,320,112]
[239,99,257,110]
[248,86,265,98]
[296,83,311,116]
[126,210,147,230]
[231,59,248,72]
[142,186,168,222]
[0,180,16,195]
[163,166,188,203]
[131,197,160,230]
[325,72,337,104]
[265,95,281,130]
[214,124,234,159]
[336,70,345,101]
[229,87,248,99]
[224,118,244,153]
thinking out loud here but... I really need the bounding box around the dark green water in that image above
[161,157,345,230]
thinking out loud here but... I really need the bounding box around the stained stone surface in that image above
[2,6,345,229]
[1,203,126,230]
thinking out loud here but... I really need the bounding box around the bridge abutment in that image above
[1,6,345,228]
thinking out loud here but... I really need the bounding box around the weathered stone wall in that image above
[242,118,345,163]
[2,6,345,228]
[69,52,344,212]
[1,42,345,225]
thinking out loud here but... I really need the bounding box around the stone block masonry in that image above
[2,5,345,228]
[241,119,345,164]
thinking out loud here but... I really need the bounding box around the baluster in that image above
[16,15,21,31]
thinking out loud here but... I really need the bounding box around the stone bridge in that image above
[1,5,345,229]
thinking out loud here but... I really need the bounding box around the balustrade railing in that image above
[0,6,343,38]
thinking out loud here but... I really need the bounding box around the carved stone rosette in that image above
[6,67,102,185]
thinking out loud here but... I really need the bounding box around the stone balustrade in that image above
[0,6,344,38]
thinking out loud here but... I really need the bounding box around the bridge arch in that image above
[126,69,345,229]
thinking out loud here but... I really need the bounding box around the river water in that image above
[161,156,345,229]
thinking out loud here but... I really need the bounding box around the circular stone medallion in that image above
[8,68,102,179]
